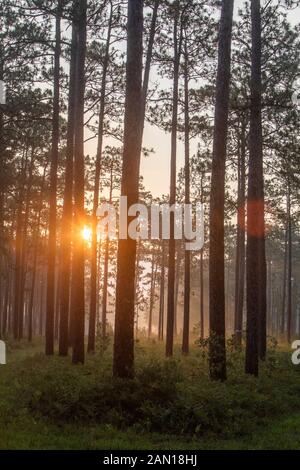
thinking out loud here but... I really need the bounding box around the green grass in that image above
[0,337,300,450]
[1,413,300,450]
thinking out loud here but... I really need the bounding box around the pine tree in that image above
[209,0,234,381]
[59,16,77,357]
[71,0,87,364]
[46,0,61,355]
[113,0,144,378]
[245,0,266,375]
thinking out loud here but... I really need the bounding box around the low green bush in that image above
[1,344,300,440]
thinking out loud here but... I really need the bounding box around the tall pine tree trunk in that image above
[200,248,204,339]
[281,219,288,336]
[101,236,109,341]
[71,0,87,364]
[46,2,61,355]
[182,42,190,355]
[13,150,28,340]
[245,0,266,374]
[59,21,77,356]
[2,264,9,337]
[174,243,182,337]
[209,0,234,381]
[158,239,165,341]
[28,174,45,342]
[18,149,35,340]
[199,173,204,340]
[28,239,38,343]
[234,117,246,347]
[141,0,160,123]
[88,3,113,353]
[101,165,113,343]
[166,3,182,357]
[148,251,157,339]
[287,180,292,344]
[113,0,144,378]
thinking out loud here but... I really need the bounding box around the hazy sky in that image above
[86,1,300,199]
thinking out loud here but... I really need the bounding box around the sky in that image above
[85,0,300,200]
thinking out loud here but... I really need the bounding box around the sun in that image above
[82,226,92,242]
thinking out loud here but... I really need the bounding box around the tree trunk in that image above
[101,236,109,342]
[141,0,160,122]
[46,3,61,355]
[0,47,5,338]
[39,271,44,336]
[28,250,37,343]
[209,0,234,381]
[259,230,267,359]
[113,0,144,378]
[28,182,44,342]
[268,260,273,336]
[287,180,292,344]
[101,166,113,343]
[134,239,141,338]
[199,173,204,340]
[54,267,60,341]
[18,149,35,340]
[148,251,157,339]
[13,150,29,340]
[281,219,288,336]
[182,42,190,355]
[158,239,165,341]
[166,3,182,357]
[200,248,204,339]
[2,267,9,337]
[234,117,246,347]
[96,239,102,331]
[174,243,182,337]
[71,0,87,364]
[72,0,87,364]
[88,3,113,353]
[59,21,77,356]
[245,0,266,374]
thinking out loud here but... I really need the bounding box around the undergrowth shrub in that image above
[1,347,300,439]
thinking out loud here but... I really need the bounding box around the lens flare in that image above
[82,226,92,242]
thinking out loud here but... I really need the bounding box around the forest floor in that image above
[0,337,300,450]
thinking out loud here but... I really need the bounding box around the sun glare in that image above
[82,226,92,242]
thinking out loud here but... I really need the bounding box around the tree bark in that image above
[287,180,292,344]
[88,3,113,353]
[148,251,158,339]
[158,239,165,341]
[234,117,246,347]
[101,164,113,343]
[113,0,144,378]
[28,173,45,342]
[174,243,182,337]
[141,0,160,122]
[182,42,190,355]
[71,0,87,364]
[199,173,204,340]
[281,219,288,336]
[245,0,266,374]
[46,2,61,355]
[59,20,77,356]
[209,0,234,381]
[13,150,29,340]
[166,3,182,357]
[18,149,35,340]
